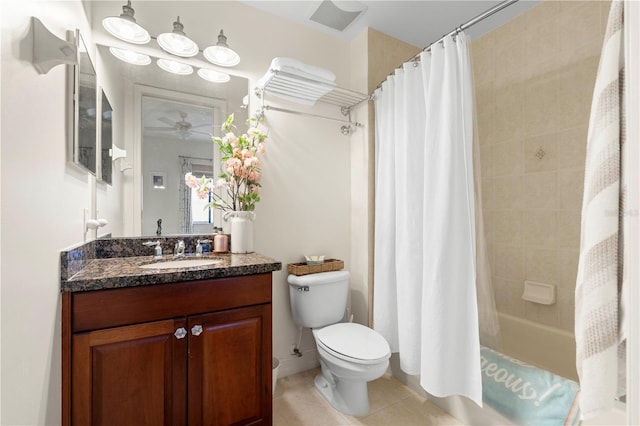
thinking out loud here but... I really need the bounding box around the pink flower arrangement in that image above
[185,114,268,212]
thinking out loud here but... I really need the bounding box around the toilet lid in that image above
[316,323,390,363]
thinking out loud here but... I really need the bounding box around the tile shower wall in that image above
[471,0,609,332]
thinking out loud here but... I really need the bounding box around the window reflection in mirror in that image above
[100,90,113,184]
[75,32,97,174]
[141,96,219,236]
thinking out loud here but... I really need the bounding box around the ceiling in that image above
[142,97,216,143]
[240,0,539,48]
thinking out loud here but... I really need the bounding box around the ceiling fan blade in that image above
[145,126,175,131]
[190,123,212,129]
[158,117,176,126]
[191,130,212,136]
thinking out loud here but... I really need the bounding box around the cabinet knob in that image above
[174,327,187,339]
[191,325,203,336]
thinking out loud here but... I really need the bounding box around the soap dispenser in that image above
[213,227,229,253]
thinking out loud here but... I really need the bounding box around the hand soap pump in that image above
[213,227,229,253]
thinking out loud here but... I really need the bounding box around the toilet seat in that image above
[315,323,390,365]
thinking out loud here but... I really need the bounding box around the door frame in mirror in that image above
[99,87,114,185]
[127,85,230,236]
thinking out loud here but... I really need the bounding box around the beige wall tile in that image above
[487,242,495,274]
[482,177,494,211]
[524,73,559,138]
[494,277,525,317]
[478,107,495,146]
[524,300,560,328]
[558,56,599,131]
[494,140,523,177]
[558,210,581,249]
[480,144,494,178]
[559,40,601,70]
[494,83,523,143]
[524,2,560,78]
[494,176,522,210]
[558,169,584,211]
[524,134,557,173]
[523,172,557,210]
[495,244,524,280]
[483,209,494,245]
[492,13,524,77]
[558,287,576,332]
[560,1,605,53]
[472,0,602,333]
[558,249,580,289]
[557,126,588,169]
[523,210,557,248]
[476,81,494,109]
[524,247,558,285]
[471,34,494,86]
[495,34,524,86]
[494,210,522,245]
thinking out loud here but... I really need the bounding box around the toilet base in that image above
[314,373,370,417]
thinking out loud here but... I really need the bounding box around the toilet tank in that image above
[288,270,350,328]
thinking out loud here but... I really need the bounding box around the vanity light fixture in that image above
[156,58,193,75]
[102,1,150,44]
[157,16,199,58]
[203,30,240,67]
[197,68,231,83]
[108,47,151,65]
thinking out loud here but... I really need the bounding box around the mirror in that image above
[71,32,97,174]
[141,95,222,236]
[97,45,249,237]
[100,89,113,184]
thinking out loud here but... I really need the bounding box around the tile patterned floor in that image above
[273,368,464,425]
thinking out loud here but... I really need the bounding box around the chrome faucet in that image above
[174,240,186,257]
[143,240,162,260]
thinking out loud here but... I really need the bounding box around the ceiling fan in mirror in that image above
[144,111,212,140]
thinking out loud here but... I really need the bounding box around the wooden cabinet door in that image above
[188,305,272,426]
[72,319,187,426]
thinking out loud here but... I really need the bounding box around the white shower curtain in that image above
[374,33,482,405]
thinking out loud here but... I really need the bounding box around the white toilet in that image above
[288,270,391,416]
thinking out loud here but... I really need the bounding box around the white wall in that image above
[1,0,125,424]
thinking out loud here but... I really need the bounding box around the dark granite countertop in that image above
[60,236,282,293]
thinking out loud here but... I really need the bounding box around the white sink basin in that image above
[140,258,223,270]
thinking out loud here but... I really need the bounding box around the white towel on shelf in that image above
[258,57,336,106]
[575,0,626,421]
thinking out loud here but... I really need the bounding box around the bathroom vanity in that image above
[60,237,281,425]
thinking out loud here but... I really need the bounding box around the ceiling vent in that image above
[309,0,367,32]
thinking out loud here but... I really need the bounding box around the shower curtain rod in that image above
[373,0,519,93]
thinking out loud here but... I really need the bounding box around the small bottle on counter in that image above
[213,227,229,253]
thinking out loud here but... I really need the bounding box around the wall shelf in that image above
[256,69,370,135]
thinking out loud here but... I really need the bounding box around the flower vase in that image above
[224,211,255,253]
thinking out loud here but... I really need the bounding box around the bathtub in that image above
[389,313,627,425]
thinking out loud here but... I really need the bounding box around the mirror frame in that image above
[99,87,114,184]
[128,84,230,236]
[67,30,97,175]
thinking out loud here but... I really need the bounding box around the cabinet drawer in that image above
[71,273,272,332]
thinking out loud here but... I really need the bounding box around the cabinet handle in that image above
[191,325,203,336]
[174,327,187,339]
